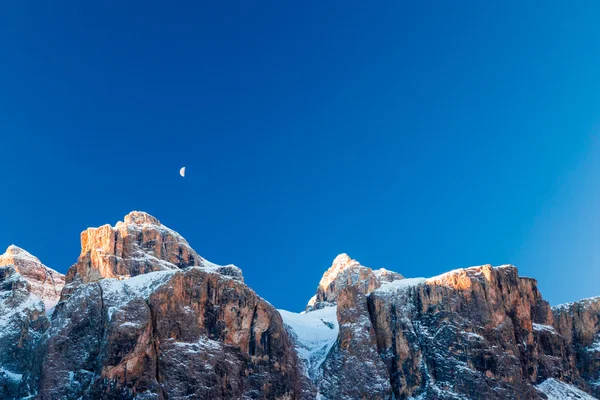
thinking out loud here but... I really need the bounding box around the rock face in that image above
[368,265,578,399]
[65,211,242,286]
[553,297,600,398]
[0,247,63,399]
[0,245,65,311]
[283,254,399,399]
[319,286,393,400]
[306,253,403,312]
[0,265,49,399]
[25,268,302,400]
[1,213,600,400]
[63,211,243,299]
[21,211,301,400]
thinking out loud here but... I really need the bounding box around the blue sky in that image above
[1,2,600,311]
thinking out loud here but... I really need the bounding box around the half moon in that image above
[179,167,186,177]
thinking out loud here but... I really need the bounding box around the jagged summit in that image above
[64,211,243,288]
[3,244,43,263]
[120,210,161,226]
[0,245,65,311]
[306,253,404,311]
[318,253,360,289]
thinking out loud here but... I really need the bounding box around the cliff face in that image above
[26,268,301,399]
[553,297,600,398]
[318,286,393,400]
[1,212,600,399]
[0,265,49,399]
[367,265,576,399]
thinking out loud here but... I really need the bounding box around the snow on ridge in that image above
[100,264,243,321]
[373,277,426,295]
[278,306,339,381]
[100,269,178,320]
[535,378,597,400]
[553,296,600,313]
[426,264,515,282]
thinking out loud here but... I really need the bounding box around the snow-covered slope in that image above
[0,245,64,312]
[278,306,339,380]
[536,378,598,399]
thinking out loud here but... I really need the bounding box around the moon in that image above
[179,167,186,177]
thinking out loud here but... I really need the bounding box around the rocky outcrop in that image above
[306,253,403,311]
[64,211,242,292]
[21,212,302,400]
[0,245,65,312]
[0,265,49,399]
[25,267,303,399]
[319,286,393,399]
[553,297,600,398]
[367,265,577,399]
[283,254,398,399]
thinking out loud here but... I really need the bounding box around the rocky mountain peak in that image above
[0,245,65,312]
[119,210,161,226]
[2,244,40,264]
[65,211,202,286]
[64,211,243,290]
[319,253,360,288]
[306,253,404,311]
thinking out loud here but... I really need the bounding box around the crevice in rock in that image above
[148,301,167,399]
[249,304,258,356]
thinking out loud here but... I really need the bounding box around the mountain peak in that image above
[0,245,65,312]
[65,211,243,286]
[120,211,161,226]
[330,253,358,269]
[1,245,42,266]
[323,253,360,284]
[306,254,403,311]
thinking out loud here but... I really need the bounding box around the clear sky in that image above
[1,2,600,312]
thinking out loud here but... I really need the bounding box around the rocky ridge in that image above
[0,211,599,399]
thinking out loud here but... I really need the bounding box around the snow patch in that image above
[533,323,557,334]
[0,367,23,382]
[587,335,600,353]
[373,277,426,295]
[535,378,597,400]
[278,306,339,381]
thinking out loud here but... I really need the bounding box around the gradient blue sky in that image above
[1,2,600,311]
